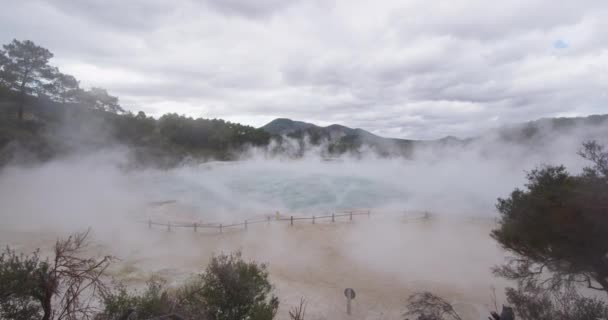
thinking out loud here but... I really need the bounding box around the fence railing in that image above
[143,209,373,233]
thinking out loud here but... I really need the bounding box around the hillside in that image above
[260,115,608,157]
[0,89,271,167]
[261,118,469,156]
[261,118,317,135]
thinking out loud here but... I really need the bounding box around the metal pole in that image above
[148,219,152,229]
[332,213,335,223]
[312,216,315,224]
[194,222,197,232]
[220,224,223,233]
[350,212,353,221]
[347,297,351,315]
[167,221,171,232]
[290,216,293,226]
[245,220,248,230]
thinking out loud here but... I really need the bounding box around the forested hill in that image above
[0,39,275,167]
[259,115,608,157]
[0,86,271,167]
[261,118,422,157]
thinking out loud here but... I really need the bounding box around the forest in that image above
[0,39,272,167]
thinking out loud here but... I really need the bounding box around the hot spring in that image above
[0,143,592,320]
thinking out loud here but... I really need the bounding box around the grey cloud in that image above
[2,0,607,139]
[202,0,301,18]
[42,0,184,31]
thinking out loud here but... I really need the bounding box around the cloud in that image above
[1,0,607,139]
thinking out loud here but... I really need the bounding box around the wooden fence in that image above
[144,209,373,233]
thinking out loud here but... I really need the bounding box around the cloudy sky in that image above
[2,0,607,139]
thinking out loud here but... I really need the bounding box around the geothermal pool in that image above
[0,146,590,320]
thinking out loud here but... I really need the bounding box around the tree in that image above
[0,49,11,88]
[288,297,307,320]
[491,141,608,294]
[404,292,463,320]
[0,39,55,120]
[0,230,113,320]
[78,87,124,113]
[404,292,514,320]
[0,248,43,319]
[505,283,608,320]
[101,277,175,320]
[101,252,278,320]
[198,251,278,320]
[44,70,80,104]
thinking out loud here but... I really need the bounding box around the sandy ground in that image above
[0,213,510,320]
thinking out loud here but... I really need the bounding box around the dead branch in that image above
[289,297,307,320]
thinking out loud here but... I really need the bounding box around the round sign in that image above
[344,288,356,299]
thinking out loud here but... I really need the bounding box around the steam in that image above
[0,118,606,319]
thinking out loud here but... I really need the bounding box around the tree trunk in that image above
[41,292,52,320]
[17,99,24,120]
[40,276,56,320]
[17,81,26,121]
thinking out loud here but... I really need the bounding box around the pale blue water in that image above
[138,161,407,215]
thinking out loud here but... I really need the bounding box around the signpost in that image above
[344,288,356,315]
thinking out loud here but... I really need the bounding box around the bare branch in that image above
[289,297,307,320]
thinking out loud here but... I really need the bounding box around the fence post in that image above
[220,224,223,233]
[312,216,315,224]
[193,222,197,232]
[332,213,335,223]
[148,219,152,229]
[167,221,171,232]
[245,220,248,230]
[290,216,293,226]
[350,212,353,221]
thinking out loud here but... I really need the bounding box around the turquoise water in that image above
[138,161,407,215]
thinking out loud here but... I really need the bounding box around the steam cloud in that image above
[0,120,606,319]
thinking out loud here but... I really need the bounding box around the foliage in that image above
[77,87,124,113]
[403,292,462,320]
[0,248,44,319]
[198,251,278,320]
[0,230,113,320]
[101,252,278,320]
[0,39,55,119]
[0,39,123,120]
[43,71,79,104]
[101,277,174,320]
[0,39,272,167]
[0,39,55,96]
[506,283,608,320]
[158,113,270,150]
[491,141,608,294]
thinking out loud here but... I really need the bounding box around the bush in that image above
[0,230,112,320]
[506,283,608,320]
[198,251,279,320]
[101,251,278,320]
[101,277,174,320]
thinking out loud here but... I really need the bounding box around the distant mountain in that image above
[260,118,468,157]
[261,118,317,135]
[494,114,608,143]
[260,114,608,157]
[262,118,393,140]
